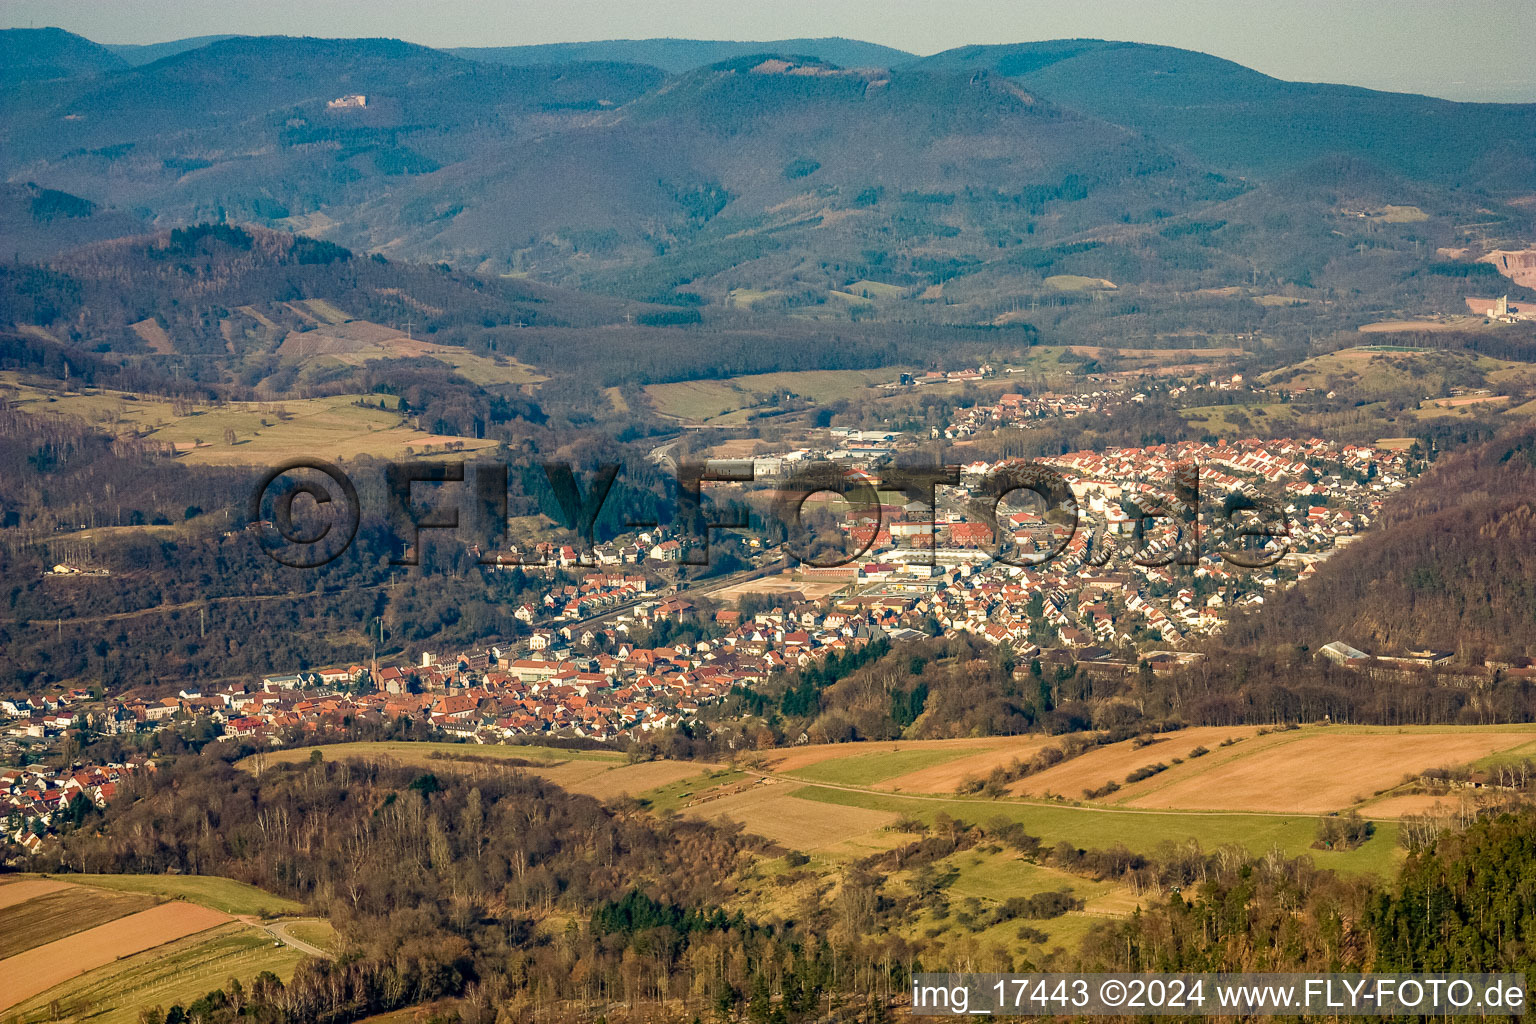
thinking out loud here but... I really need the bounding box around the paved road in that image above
[237,915,333,958]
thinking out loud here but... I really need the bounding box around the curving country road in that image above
[237,915,333,958]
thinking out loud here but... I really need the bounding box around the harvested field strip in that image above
[0,901,231,1011]
[784,746,989,786]
[1009,726,1265,799]
[876,737,1061,793]
[684,782,900,852]
[1119,730,1536,814]
[760,736,1024,775]
[0,885,159,959]
[62,873,303,916]
[239,740,622,772]
[6,922,306,1024]
[0,877,73,910]
[533,759,718,799]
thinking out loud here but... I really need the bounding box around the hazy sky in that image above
[5,0,1535,101]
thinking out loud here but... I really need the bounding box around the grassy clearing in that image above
[239,740,624,773]
[393,347,544,389]
[6,922,305,1024]
[639,767,749,814]
[644,368,895,423]
[1261,347,1524,396]
[728,288,785,308]
[0,885,158,959]
[0,373,494,465]
[844,280,905,299]
[59,873,303,917]
[789,786,1403,876]
[285,920,340,954]
[528,759,715,800]
[1045,275,1116,291]
[1182,401,1300,435]
[894,847,1128,954]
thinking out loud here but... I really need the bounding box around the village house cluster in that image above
[734,435,1420,654]
[2,758,152,853]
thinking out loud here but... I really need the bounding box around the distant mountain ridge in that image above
[908,40,1536,191]
[451,36,914,72]
[1,27,1533,313]
[103,34,238,65]
[1,26,126,85]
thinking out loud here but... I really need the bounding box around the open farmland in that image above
[4,923,306,1024]
[684,781,903,854]
[57,873,304,916]
[793,787,1403,875]
[1008,726,1267,799]
[783,745,995,787]
[239,740,623,772]
[874,738,1064,793]
[1260,346,1526,398]
[239,740,708,802]
[657,724,1536,876]
[273,313,545,388]
[0,373,496,465]
[758,734,1055,781]
[0,877,74,910]
[0,883,158,959]
[0,901,231,1012]
[1113,726,1536,813]
[542,759,716,798]
[0,875,316,1021]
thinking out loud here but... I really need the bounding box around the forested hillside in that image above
[36,748,1536,1021]
[3,30,1531,313]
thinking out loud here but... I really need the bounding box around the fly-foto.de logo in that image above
[249,457,1291,571]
